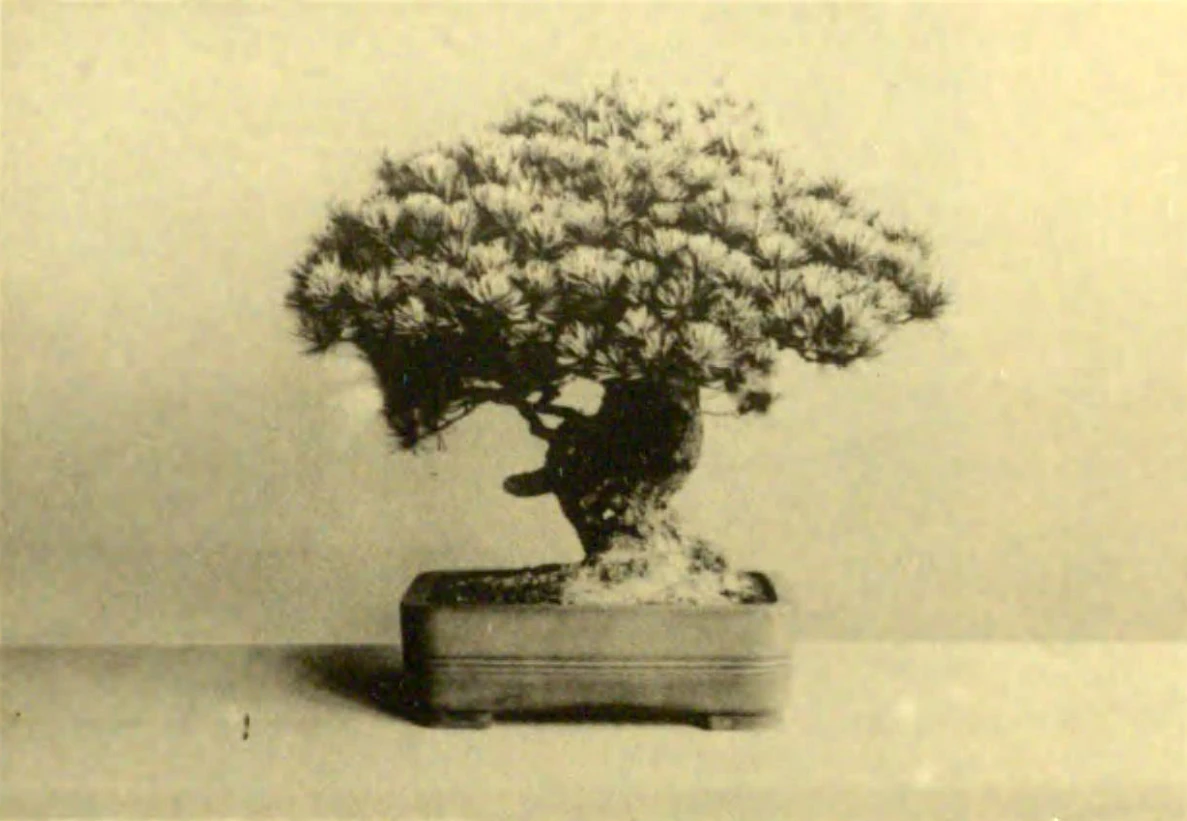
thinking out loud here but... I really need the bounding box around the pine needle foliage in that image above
[287,78,947,449]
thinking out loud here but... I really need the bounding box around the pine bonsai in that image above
[286,78,947,606]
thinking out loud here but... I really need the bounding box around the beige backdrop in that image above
[3,3,1185,643]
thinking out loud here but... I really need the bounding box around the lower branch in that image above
[514,402,557,441]
[461,382,587,442]
[534,401,586,423]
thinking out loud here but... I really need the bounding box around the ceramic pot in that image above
[399,569,795,730]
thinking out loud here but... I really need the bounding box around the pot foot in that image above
[701,713,778,731]
[428,710,494,729]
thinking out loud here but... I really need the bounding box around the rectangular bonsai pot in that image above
[399,569,795,729]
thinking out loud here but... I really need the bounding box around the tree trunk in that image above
[543,380,705,561]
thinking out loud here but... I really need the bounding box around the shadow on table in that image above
[285,645,423,724]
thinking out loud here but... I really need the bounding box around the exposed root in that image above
[430,519,765,606]
[559,519,760,605]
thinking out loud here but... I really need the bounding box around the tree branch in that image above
[454,384,565,442]
[457,381,590,439]
[531,382,593,423]
[418,400,480,444]
[533,401,585,423]
[515,403,557,441]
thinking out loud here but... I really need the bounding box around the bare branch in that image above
[515,403,557,441]
[534,401,586,423]
[453,383,569,441]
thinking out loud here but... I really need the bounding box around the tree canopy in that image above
[286,79,947,449]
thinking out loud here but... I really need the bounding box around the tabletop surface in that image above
[2,642,1184,819]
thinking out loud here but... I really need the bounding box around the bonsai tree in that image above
[286,78,947,605]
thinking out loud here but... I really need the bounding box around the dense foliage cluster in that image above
[287,79,946,448]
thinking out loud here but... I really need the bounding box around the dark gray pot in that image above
[400,569,795,730]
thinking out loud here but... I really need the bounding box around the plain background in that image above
[3,3,1186,644]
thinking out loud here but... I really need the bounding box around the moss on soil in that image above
[430,562,770,606]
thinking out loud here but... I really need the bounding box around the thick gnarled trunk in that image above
[496,380,753,603]
[543,381,704,560]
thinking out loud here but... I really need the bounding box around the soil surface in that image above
[427,564,772,606]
